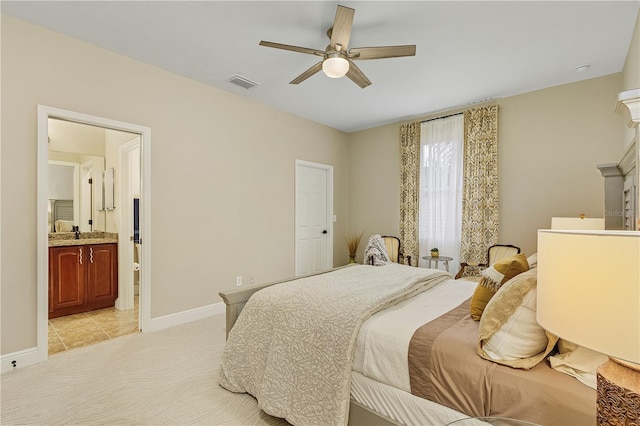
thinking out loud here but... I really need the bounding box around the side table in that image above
[422,255,453,272]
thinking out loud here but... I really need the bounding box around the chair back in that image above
[487,244,521,265]
[382,236,400,263]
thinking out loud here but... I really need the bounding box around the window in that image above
[419,114,464,268]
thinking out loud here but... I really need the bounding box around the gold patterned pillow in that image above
[470,253,529,321]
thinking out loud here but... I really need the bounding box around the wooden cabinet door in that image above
[86,243,118,309]
[49,246,85,317]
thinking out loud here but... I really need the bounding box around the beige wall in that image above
[499,74,625,254]
[48,119,106,156]
[623,9,640,92]
[349,74,625,261]
[0,15,350,354]
[621,9,640,150]
[104,129,139,233]
[3,11,636,356]
[348,124,401,252]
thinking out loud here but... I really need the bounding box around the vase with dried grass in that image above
[345,231,364,264]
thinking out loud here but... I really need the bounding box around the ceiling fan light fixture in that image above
[259,5,415,88]
[322,55,349,78]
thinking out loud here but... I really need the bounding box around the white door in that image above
[295,161,333,276]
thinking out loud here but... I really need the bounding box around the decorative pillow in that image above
[470,253,529,321]
[55,219,74,232]
[526,253,538,268]
[477,268,558,369]
[549,340,608,389]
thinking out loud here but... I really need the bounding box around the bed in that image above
[218,263,596,426]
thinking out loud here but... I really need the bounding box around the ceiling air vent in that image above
[228,74,259,89]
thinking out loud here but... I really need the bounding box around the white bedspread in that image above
[219,264,450,426]
[352,278,477,392]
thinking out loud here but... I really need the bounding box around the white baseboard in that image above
[1,302,225,373]
[144,301,225,333]
[1,347,39,374]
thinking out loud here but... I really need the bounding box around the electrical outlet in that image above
[249,275,255,285]
[236,276,242,287]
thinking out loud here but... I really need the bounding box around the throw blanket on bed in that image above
[363,234,390,266]
[219,264,449,426]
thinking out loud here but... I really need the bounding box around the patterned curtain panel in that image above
[460,105,500,265]
[399,122,421,265]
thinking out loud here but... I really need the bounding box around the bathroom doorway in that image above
[37,105,151,362]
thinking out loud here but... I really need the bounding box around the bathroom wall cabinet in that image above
[49,243,118,318]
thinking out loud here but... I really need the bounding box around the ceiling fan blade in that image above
[346,60,372,88]
[349,45,416,60]
[290,61,323,84]
[330,5,355,50]
[259,41,324,56]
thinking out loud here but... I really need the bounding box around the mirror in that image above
[48,118,138,236]
[48,118,108,233]
[48,154,106,233]
[48,160,77,232]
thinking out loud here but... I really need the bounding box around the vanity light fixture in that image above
[96,168,115,211]
[103,168,115,210]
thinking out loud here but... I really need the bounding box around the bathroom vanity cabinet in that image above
[48,243,118,318]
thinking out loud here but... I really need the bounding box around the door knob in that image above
[322,230,328,234]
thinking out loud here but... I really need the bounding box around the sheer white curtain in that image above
[419,114,464,270]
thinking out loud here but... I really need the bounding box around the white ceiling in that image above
[3,1,639,133]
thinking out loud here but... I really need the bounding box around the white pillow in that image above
[549,340,608,389]
[526,253,537,268]
[481,287,547,360]
[477,268,558,369]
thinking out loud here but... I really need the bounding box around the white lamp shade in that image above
[322,57,349,78]
[551,217,605,230]
[537,230,640,364]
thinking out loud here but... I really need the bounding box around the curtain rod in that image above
[417,97,500,124]
[420,112,463,124]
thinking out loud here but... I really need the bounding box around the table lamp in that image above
[537,230,640,425]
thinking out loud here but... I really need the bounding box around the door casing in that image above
[116,137,141,311]
[37,105,152,363]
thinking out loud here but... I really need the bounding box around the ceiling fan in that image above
[259,5,416,88]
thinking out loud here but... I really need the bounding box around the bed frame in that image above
[218,265,399,426]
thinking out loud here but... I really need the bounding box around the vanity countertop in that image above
[48,232,118,247]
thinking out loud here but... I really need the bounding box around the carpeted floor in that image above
[1,313,289,425]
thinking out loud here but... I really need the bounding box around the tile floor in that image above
[48,296,139,355]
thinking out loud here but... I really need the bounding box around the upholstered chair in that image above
[381,236,412,266]
[455,244,521,280]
